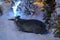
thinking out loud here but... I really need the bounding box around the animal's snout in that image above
[8,19,15,21]
[8,18,19,22]
[8,16,20,21]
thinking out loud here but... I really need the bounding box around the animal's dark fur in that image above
[8,16,48,34]
[0,7,3,16]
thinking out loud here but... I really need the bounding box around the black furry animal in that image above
[0,7,3,16]
[8,16,48,34]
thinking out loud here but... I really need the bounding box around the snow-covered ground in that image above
[0,11,60,40]
[0,1,60,40]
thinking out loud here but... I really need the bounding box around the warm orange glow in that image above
[7,0,12,3]
[33,2,44,7]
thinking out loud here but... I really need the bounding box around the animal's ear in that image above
[15,16,20,19]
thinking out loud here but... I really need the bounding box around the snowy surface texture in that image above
[0,1,60,40]
[0,11,60,40]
